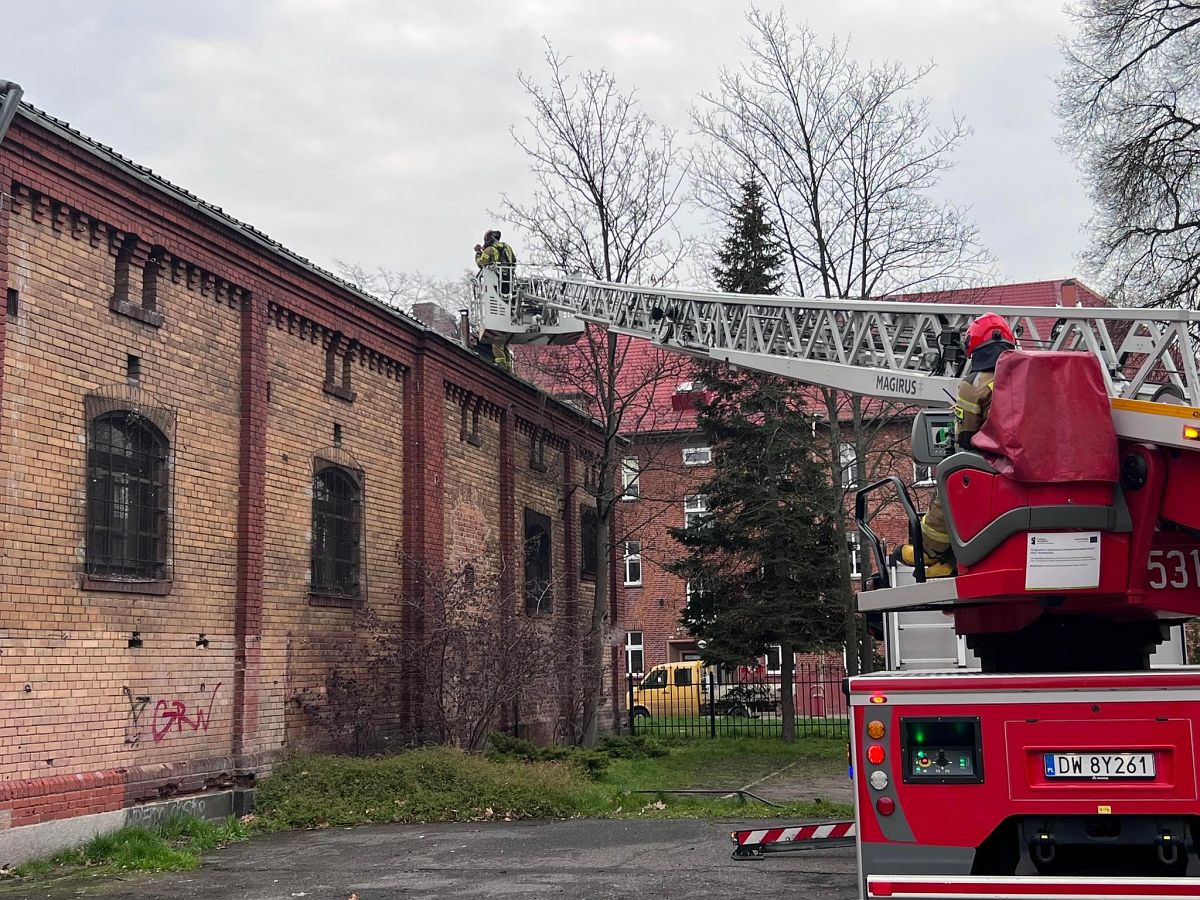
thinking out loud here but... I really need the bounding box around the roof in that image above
[521,279,1113,433]
[7,97,603,431]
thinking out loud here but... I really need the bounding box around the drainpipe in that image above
[0,81,22,148]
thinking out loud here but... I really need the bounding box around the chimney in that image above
[459,308,471,345]
[1060,278,1080,308]
[411,301,459,339]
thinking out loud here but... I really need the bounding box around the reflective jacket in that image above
[954,369,995,449]
[475,241,516,268]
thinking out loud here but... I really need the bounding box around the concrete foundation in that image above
[0,789,255,868]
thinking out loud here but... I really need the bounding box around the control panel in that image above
[901,717,983,784]
[910,410,956,467]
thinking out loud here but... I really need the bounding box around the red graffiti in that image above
[152,682,222,743]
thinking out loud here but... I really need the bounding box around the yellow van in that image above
[630,660,705,719]
[630,660,779,720]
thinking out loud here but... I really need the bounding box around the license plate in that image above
[1044,752,1156,779]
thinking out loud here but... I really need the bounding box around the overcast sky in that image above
[6,0,1090,290]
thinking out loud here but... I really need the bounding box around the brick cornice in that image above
[514,414,568,451]
[444,381,503,420]
[10,179,250,315]
[268,300,407,383]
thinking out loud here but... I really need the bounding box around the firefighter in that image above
[472,229,517,371]
[893,313,1017,578]
[474,229,516,271]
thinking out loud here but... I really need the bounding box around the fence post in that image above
[627,673,636,736]
[708,672,717,739]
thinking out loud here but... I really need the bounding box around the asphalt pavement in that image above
[0,819,859,900]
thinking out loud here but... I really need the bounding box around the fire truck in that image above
[474,267,1200,898]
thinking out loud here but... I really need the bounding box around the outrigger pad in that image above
[972,351,1117,483]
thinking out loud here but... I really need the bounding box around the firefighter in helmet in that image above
[474,229,516,270]
[893,313,1017,578]
[472,229,518,372]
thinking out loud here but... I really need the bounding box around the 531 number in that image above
[1148,549,1200,590]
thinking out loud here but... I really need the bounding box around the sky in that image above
[4,0,1092,290]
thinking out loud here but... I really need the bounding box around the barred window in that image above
[86,411,170,580]
[312,465,362,597]
[580,505,598,578]
[524,508,553,614]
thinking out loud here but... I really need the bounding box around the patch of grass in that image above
[485,733,669,778]
[254,747,618,830]
[602,735,845,793]
[600,735,852,820]
[6,814,250,880]
[255,735,853,831]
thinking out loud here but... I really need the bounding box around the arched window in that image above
[312,465,362,597]
[86,411,170,579]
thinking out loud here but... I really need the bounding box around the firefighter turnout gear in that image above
[891,543,955,579]
[894,313,1014,577]
[475,241,516,269]
[953,370,996,452]
[475,229,517,269]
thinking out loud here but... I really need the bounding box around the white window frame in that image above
[684,494,709,528]
[913,461,936,486]
[764,644,782,675]
[621,457,640,500]
[682,445,712,466]
[839,444,858,489]
[625,631,644,676]
[623,540,643,586]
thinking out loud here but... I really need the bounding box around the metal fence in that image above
[625,663,849,739]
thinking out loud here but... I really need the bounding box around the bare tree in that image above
[292,546,582,752]
[691,8,991,673]
[500,42,689,284]
[335,261,475,315]
[1059,0,1200,309]
[502,44,691,744]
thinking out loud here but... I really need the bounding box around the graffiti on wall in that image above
[123,683,223,745]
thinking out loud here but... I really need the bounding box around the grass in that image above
[601,735,851,819]
[3,814,250,882]
[254,734,853,830]
[5,735,852,884]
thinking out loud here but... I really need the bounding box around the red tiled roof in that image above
[520,279,1110,434]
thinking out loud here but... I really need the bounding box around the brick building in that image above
[532,280,1111,683]
[0,101,604,852]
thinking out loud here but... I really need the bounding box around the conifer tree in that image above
[671,181,841,742]
[712,178,786,295]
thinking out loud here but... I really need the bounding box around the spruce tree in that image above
[670,179,840,742]
[712,177,786,295]
[669,369,842,741]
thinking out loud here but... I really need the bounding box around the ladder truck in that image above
[473,267,1200,898]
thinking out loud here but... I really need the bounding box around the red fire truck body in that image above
[851,670,1200,897]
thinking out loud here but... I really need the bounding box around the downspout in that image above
[0,81,23,147]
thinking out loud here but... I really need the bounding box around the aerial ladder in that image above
[476,268,1200,896]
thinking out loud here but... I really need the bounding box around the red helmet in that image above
[965,313,1015,356]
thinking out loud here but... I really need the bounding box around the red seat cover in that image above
[971,350,1118,483]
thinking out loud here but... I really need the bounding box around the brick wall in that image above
[0,108,605,832]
